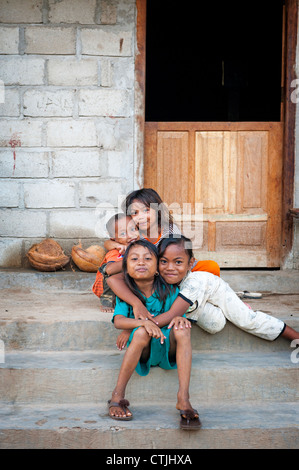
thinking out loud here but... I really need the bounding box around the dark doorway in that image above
[145,0,283,122]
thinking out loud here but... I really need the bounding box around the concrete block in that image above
[79,89,130,117]
[25,27,76,55]
[47,58,98,86]
[49,0,96,24]
[0,120,43,147]
[49,210,98,238]
[0,27,19,54]
[0,181,19,207]
[0,151,49,178]
[112,57,134,88]
[81,28,132,56]
[100,0,117,24]
[46,120,97,147]
[0,238,22,267]
[0,0,43,23]
[0,57,45,86]
[106,150,132,178]
[0,209,47,237]
[100,59,113,87]
[0,89,20,117]
[23,89,74,117]
[79,180,125,207]
[52,150,101,177]
[24,181,76,208]
[95,117,133,150]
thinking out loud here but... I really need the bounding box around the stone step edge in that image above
[1,349,297,370]
[0,401,298,431]
[1,269,299,294]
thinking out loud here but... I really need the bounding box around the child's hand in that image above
[133,303,158,324]
[116,330,131,350]
[168,316,192,330]
[143,320,166,344]
[116,244,126,255]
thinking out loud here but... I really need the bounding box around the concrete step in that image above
[1,350,297,404]
[0,401,298,449]
[1,267,299,293]
[1,289,298,352]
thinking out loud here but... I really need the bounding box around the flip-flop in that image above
[179,409,202,430]
[236,290,262,299]
[108,399,133,421]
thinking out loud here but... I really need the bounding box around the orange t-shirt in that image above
[92,249,122,298]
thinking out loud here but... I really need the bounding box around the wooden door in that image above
[144,122,283,267]
[142,0,286,268]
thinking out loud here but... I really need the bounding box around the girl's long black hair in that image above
[122,239,173,306]
[122,188,174,231]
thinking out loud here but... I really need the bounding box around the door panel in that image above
[144,122,282,267]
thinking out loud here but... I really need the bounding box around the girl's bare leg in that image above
[109,327,151,418]
[169,327,197,414]
[281,325,299,341]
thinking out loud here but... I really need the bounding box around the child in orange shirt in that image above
[105,188,220,277]
[93,213,139,311]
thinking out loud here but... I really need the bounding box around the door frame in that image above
[134,0,298,267]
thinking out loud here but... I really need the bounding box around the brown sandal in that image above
[108,399,133,421]
[179,409,201,430]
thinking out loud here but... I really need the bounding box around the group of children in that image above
[93,188,299,430]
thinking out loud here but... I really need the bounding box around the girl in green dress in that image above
[108,239,201,430]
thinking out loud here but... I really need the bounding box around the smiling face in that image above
[114,216,139,246]
[159,242,194,285]
[128,199,158,235]
[126,244,157,281]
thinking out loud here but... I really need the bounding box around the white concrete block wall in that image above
[0,0,136,267]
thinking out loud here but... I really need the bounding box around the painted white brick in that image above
[0,209,47,237]
[25,26,76,55]
[24,181,76,208]
[0,57,45,86]
[23,89,74,117]
[79,180,124,207]
[0,181,19,207]
[0,0,43,23]
[0,27,19,54]
[49,0,96,24]
[47,58,98,86]
[0,238,22,267]
[81,28,132,56]
[0,151,49,178]
[49,210,98,238]
[0,89,20,117]
[0,120,43,147]
[52,150,101,177]
[46,120,97,147]
[79,89,130,117]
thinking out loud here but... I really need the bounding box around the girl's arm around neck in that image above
[105,260,123,275]
[154,296,190,328]
[107,273,158,323]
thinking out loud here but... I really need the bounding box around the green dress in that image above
[112,287,180,376]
